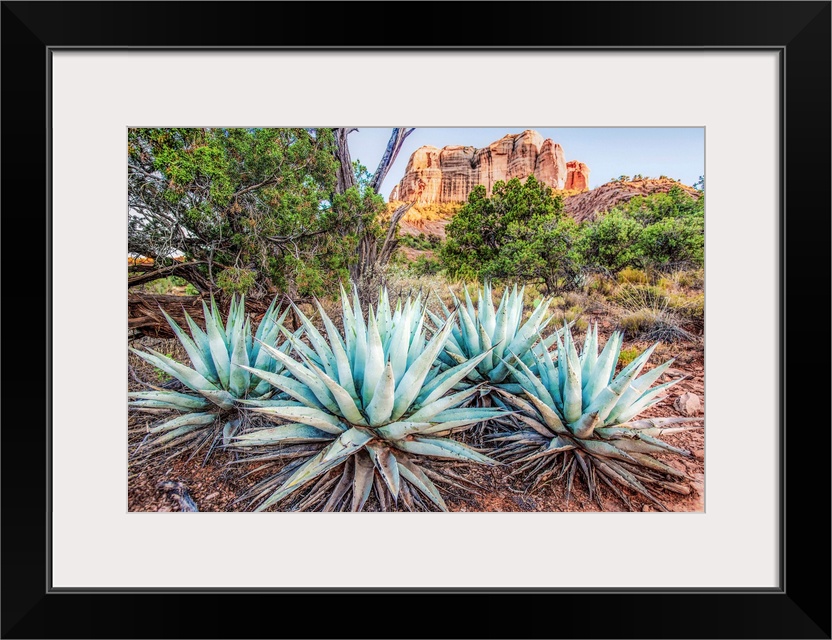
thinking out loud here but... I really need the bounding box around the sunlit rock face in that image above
[389,130,586,204]
[565,160,591,192]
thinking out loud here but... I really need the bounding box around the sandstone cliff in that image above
[389,130,588,204]
[395,177,699,239]
[565,161,591,191]
[563,177,699,222]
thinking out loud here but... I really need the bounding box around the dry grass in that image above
[613,284,698,343]
[617,267,650,285]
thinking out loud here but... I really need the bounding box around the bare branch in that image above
[378,202,415,265]
[128,261,208,288]
[369,127,415,194]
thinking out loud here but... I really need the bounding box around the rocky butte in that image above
[389,130,590,204]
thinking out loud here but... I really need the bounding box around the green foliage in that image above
[399,232,442,251]
[442,176,702,290]
[407,255,442,276]
[617,346,640,367]
[442,176,581,293]
[578,210,643,272]
[133,275,200,296]
[128,128,357,298]
[579,185,704,272]
[216,267,257,295]
[154,352,175,382]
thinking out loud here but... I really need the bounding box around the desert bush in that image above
[578,210,643,272]
[614,284,697,342]
[617,346,640,367]
[563,290,590,310]
[586,272,618,297]
[577,186,704,273]
[667,292,705,329]
[554,305,587,333]
[216,267,257,296]
[442,176,583,294]
[407,255,443,276]
[613,284,666,307]
[660,268,704,290]
[617,307,694,343]
[399,232,442,251]
[617,267,649,285]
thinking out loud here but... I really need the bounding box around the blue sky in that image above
[348,128,704,201]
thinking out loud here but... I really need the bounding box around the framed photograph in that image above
[2,2,829,638]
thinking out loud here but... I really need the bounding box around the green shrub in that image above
[441,176,582,293]
[668,292,705,329]
[675,268,704,290]
[408,255,442,276]
[578,210,642,272]
[617,346,640,367]
[618,306,694,343]
[216,267,257,295]
[617,267,649,285]
[614,283,697,342]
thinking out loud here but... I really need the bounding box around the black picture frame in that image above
[2,2,829,638]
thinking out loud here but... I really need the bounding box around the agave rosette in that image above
[429,282,566,387]
[490,322,703,511]
[231,286,507,512]
[129,295,293,459]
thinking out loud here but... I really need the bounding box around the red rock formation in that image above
[393,146,443,204]
[565,160,591,192]
[389,130,582,204]
[563,177,700,222]
[535,139,568,191]
[395,178,700,240]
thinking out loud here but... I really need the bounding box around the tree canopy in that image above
[441,176,581,292]
[128,127,412,301]
[128,128,353,298]
[441,177,704,292]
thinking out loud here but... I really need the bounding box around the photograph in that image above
[127,126,706,513]
[2,0,821,633]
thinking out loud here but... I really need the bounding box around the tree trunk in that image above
[128,293,274,338]
[334,127,417,302]
[128,261,214,294]
[334,128,357,193]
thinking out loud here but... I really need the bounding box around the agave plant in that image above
[429,282,564,386]
[230,286,507,512]
[129,295,293,460]
[490,322,703,511]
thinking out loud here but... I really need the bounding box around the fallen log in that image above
[127,292,313,338]
[128,293,273,338]
[128,294,205,338]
